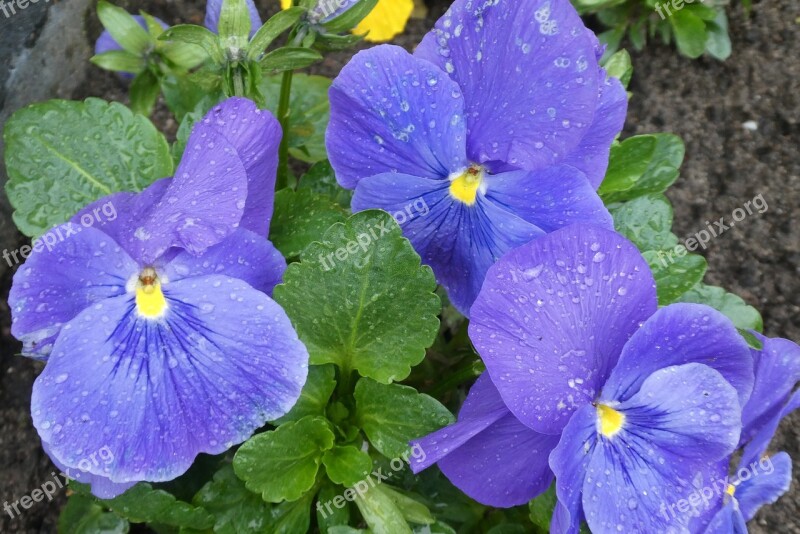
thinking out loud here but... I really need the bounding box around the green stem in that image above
[428,358,483,398]
[275,68,294,190]
[232,65,246,97]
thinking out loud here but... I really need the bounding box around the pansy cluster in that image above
[4,0,797,531]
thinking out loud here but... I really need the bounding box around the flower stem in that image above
[232,65,246,97]
[275,69,294,191]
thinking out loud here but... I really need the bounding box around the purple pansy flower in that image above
[9,97,308,498]
[411,224,754,533]
[326,0,626,315]
[696,335,800,532]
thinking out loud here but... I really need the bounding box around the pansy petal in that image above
[412,374,557,507]
[197,98,282,236]
[9,227,137,360]
[163,229,286,296]
[410,374,507,472]
[702,503,748,534]
[415,0,600,170]
[128,110,250,263]
[33,275,308,483]
[560,72,628,188]
[328,45,468,189]
[485,165,613,232]
[42,441,136,499]
[741,335,800,444]
[582,364,741,533]
[602,303,754,406]
[549,404,597,534]
[735,451,792,521]
[204,0,262,37]
[353,173,544,315]
[469,224,656,434]
[741,389,800,467]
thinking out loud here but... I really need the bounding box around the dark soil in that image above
[1,0,798,532]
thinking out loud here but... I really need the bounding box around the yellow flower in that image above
[280,0,414,42]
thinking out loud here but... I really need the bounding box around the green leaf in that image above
[273,364,337,425]
[261,73,331,163]
[353,482,412,534]
[160,41,209,71]
[375,485,435,526]
[705,11,732,60]
[317,483,351,532]
[59,494,129,534]
[679,284,763,332]
[313,33,366,52]
[90,50,146,74]
[355,378,454,459]
[160,25,226,65]
[218,0,253,47]
[322,445,373,486]
[271,490,316,533]
[297,161,353,209]
[4,98,173,237]
[233,416,335,503]
[610,194,674,252]
[528,484,556,533]
[273,211,441,383]
[72,482,214,530]
[597,26,625,63]
[600,136,658,196]
[193,464,273,534]
[670,10,708,58]
[600,134,685,203]
[269,188,348,258]
[97,1,153,54]
[248,7,306,61]
[602,49,632,88]
[260,47,323,75]
[323,0,380,33]
[161,69,224,123]
[129,69,161,116]
[644,250,708,305]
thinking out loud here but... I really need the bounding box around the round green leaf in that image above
[4,98,173,237]
[233,416,335,503]
[269,188,348,258]
[322,445,373,486]
[355,378,454,459]
[273,210,441,383]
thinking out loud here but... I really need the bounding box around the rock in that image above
[0,0,93,274]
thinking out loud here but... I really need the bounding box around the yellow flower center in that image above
[726,484,736,497]
[449,165,484,206]
[596,404,625,438]
[135,267,168,319]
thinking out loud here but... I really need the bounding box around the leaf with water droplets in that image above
[273,210,440,384]
[269,188,348,258]
[232,416,334,503]
[354,378,454,459]
[644,250,707,305]
[59,493,129,534]
[610,193,673,252]
[4,98,173,237]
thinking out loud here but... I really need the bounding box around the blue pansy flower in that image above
[411,224,754,533]
[327,0,627,315]
[9,97,308,498]
[690,335,800,533]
